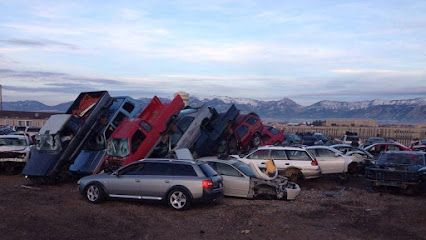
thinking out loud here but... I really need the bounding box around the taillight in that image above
[202,179,213,189]
[311,159,318,166]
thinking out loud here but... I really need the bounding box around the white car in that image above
[232,146,320,182]
[200,157,301,200]
[0,135,32,173]
[305,146,359,174]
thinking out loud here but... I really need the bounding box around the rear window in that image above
[378,153,425,166]
[172,164,197,176]
[199,163,218,177]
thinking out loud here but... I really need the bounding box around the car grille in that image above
[366,169,418,182]
[0,152,25,159]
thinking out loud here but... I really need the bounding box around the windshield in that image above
[378,153,425,166]
[107,138,129,157]
[232,161,255,177]
[36,134,61,151]
[0,137,28,146]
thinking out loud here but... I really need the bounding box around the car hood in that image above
[0,146,29,152]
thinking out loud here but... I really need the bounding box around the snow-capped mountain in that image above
[3,96,426,123]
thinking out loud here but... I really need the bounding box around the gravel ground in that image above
[0,175,425,240]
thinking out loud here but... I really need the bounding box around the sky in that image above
[0,0,425,105]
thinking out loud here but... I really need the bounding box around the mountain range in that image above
[2,96,426,123]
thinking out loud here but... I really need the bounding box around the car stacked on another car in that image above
[78,159,224,210]
[261,126,284,146]
[233,146,320,182]
[231,113,264,154]
[365,151,426,194]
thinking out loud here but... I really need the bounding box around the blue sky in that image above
[0,0,425,105]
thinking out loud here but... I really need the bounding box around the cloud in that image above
[0,38,79,50]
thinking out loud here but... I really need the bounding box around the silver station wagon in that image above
[78,159,224,210]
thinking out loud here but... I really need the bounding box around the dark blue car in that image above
[365,151,426,194]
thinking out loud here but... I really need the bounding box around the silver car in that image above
[78,159,223,210]
[200,158,301,200]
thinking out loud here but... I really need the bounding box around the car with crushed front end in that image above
[0,135,32,173]
[365,151,426,194]
[200,158,300,200]
[78,159,223,210]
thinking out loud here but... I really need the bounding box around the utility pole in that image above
[0,84,2,111]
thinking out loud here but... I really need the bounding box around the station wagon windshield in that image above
[232,161,255,177]
[0,137,27,146]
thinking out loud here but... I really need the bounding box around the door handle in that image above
[164,180,170,183]
[260,162,266,165]
[135,179,141,183]
[285,163,290,165]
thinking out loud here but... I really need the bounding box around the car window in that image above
[112,112,126,126]
[387,145,400,151]
[246,117,258,125]
[236,125,248,138]
[139,120,152,132]
[285,150,312,161]
[199,163,218,177]
[139,162,171,175]
[378,153,425,165]
[131,130,146,153]
[122,102,135,113]
[119,163,143,175]
[270,150,287,160]
[171,164,197,176]
[216,163,241,177]
[247,149,270,159]
[315,149,336,157]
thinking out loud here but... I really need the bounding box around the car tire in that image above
[85,183,105,204]
[348,162,359,175]
[252,133,261,147]
[167,188,191,210]
[255,186,277,200]
[284,169,302,183]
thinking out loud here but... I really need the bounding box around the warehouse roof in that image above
[0,110,58,119]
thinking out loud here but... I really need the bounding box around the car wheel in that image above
[348,162,359,175]
[252,133,261,147]
[284,169,301,183]
[168,188,191,210]
[85,183,105,204]
[255,186,277,200]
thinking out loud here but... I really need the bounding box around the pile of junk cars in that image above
[1,91,425,210]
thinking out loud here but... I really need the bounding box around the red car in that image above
[364,142,411,159]
[261,126,284,145]
[231,113,264,153]
[104,95,184,168]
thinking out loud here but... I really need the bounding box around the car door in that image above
[106,163,144,197]
[214,162,250,198]
[137,162,172,200]
[244,149,271,168]
[270,149,289,171]
[313,148,345,174]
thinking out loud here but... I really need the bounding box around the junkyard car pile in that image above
[1,90,425,211]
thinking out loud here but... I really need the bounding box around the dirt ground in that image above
[0,175,425,240]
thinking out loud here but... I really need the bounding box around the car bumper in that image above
[286,183,301,200]
[301,168,321,179]
[198,188,224,202]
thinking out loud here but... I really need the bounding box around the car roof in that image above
[305,145,337,150]
[201,158,240,165]
[137,158,200,165]
[257,145,306,151]
[0,135,27,139]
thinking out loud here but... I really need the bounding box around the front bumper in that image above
[285,182,301,200]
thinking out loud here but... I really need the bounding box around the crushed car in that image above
[192,104,239,158]
[200,157,300,200]
[365,151,426,194]
[22,91,113,182]
[69,96,141,175]
[231,112,264,154]
[261,126,284,146]
[105,95,184,169]
[0,135,32,173]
